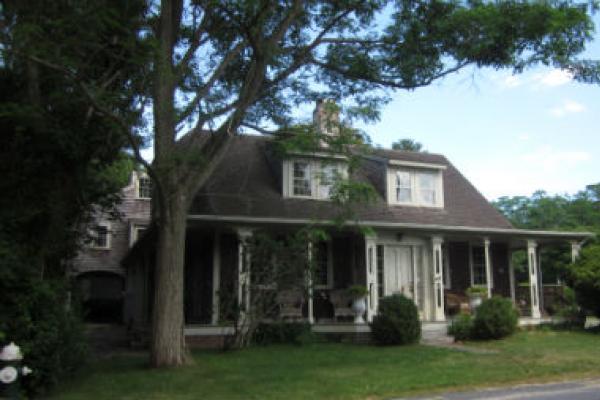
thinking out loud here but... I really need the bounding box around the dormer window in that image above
[395,171,412,202]
[387,163,444,207]
[318,164,338,198]
[284,158,346,200]
[293,161,312,196]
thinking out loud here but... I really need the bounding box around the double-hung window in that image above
[318,164,338,199]
[286,159,345,200]
[471,246,487,286]
[137,176,152,199]
[418,171,437,205]
[90,223,110,249]
[293,161,312,197]
[390,167,443,207]
[396,171,412,203]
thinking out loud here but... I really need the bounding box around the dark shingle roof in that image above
[189,135,513,230]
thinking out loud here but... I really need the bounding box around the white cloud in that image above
[517,133,530,141]
[549,99,586,117]
[494,68,573,91]
[521,145,591,170]
[532,69,573,87]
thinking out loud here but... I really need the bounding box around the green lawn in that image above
[53,330,600,400]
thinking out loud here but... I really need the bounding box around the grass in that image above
[53,330,600,400]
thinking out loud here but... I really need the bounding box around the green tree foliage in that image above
[494,185,600,231]
[494,185,600,317]
[493,185,600,282]
[0,1,147,393]
[5,0,599,366]
[566,244,600,318]
[392,139,424,152]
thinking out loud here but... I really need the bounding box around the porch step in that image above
[421,322,453,346]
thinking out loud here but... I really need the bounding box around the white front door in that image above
[383,246,414,298]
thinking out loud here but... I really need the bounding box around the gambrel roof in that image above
[189,135,514,230]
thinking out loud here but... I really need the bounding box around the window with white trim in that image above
[285,159,346,200]
[396,171,412,203]
[137,175,152,199]
[293,161,312,197]
[470,245,487,286]
[389,168,443,207]
[318,164,338,199]
[90,223,110,249]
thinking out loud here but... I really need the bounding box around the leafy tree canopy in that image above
[392,139,424,152]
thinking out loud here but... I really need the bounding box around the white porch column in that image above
[527,240,541,319]
[236,228,253,322]
[307,241,314,325]
[508,248,516,304]
[211,231,221,325]
[365,233,378,322]
[571,241,582,263]
[484,238,492,299]
[431,236,445,322]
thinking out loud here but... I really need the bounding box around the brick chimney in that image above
[313,99,340,136]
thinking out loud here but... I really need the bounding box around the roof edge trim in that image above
[187,214,594,239]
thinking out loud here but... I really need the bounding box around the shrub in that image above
[252,322,312,345]
[0,276,87,397]
[566,244,600,318]
[472,297,518,340]
[448,313,473,341]
[370,294,420,346]
[556,286,586,328]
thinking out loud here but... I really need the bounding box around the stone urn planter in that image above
[466,287,488,311]
[348,285,369,324]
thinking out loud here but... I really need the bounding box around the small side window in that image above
[90,224,110,249]
[138,176,152,199]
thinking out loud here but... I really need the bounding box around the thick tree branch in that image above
[264,9,355,91]
[177,40,246,125]
[241,122,276,135]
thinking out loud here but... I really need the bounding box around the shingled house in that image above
[72,171,151,323]
[123,101,591,344]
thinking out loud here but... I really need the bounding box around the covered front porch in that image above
[124,220,591,343]
[185,223,590,333]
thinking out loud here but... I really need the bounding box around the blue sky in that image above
[356,17,600,201]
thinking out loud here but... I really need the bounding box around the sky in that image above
[355,16,600,202]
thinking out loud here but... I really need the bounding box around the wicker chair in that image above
[330,290,354,322]
[276,289,304,321]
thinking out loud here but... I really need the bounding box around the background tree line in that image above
[493,185,600,318]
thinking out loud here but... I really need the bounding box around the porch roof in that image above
[187,213,593,245]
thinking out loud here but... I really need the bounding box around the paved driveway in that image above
[398,379,600,400]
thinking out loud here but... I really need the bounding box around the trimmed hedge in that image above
[370,294,420,345]
[448,313,473,341]
[472,297,518,340]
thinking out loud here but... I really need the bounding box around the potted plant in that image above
[347,285,369,324]
[466,286,488,310]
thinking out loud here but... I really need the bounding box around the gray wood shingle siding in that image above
[72,172,151,277]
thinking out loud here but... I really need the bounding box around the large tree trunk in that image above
[150,191,189,367]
